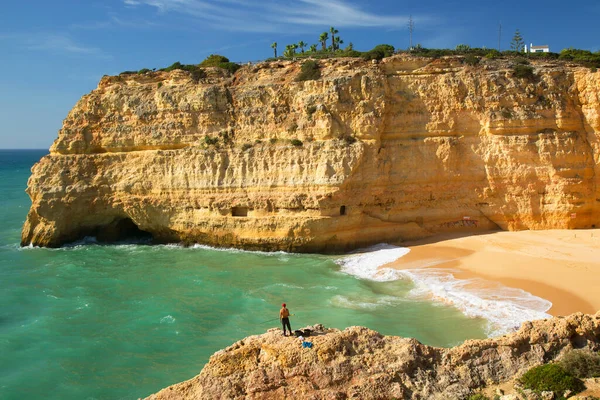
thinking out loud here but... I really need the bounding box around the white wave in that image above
[309,285,338,290]
[399,268,552,336]
[247,282,305,294]
[160,315,176,324]
[274,283,304,289]
[334,243,410,281]
[335,243,552,337]
[331,294,411,310]
[191,243,294,257]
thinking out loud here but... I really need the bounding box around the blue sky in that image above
[0,0,597,149]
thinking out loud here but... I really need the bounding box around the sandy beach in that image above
[386,229,600,317]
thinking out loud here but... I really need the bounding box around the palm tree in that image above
[298,41,306,53]
[330,27,339,50]
[309,44,317,53]
[283,44,293,58]
[292,43,298,55]
[334,36,343,51]
[319,32,329,51]
[271,42,277,58]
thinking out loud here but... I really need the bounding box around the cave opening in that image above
[340,205,346,216]
[95,218,153,244]
[232,206,249,217]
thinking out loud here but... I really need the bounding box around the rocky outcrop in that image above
[145,312,600,400]
[22,56,600,250]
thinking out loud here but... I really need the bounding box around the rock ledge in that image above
[146,312,600,399]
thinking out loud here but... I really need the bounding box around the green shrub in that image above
[514,57,530,65]
[362,44,395,61]
[559,48,600,68]
[158,62,206,82]
[467,394,490,400]
[241,143,253,151]
[269,138,277,144]
[290,139,303,147]
[528,52,559,60]
[157,82,163,89]
[559,349,600,378]
[204,136,218,146]
[138,68,152,74]
[362,49,386,61]
[200,54,230,66]
[591,67,598,73]
[160,61,184,72]
[513,64,535,79]
[485,51,501,59]
[519,364,585,397]
[120,70,137,75]
[372,44,395,57]
[343,50,363,57]
[306,105,318,116]
[296,60,321,82]
[200,54,241,74]
[464,54,480,66]
[219,62,241,74]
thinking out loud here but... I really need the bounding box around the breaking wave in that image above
[335,244,552,336]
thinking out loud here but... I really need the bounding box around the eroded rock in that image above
[146,312,600,400]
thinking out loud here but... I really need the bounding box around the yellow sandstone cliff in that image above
[21,55,600,251]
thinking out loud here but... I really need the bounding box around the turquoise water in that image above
[0,150,489,400]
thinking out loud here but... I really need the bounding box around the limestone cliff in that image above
[145,312,600,400]
[22,56,600,250]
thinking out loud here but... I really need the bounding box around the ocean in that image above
[0,150,551,400]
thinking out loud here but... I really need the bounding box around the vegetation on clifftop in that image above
[119,54,240,80]
[118,24,600,81]
[519,363,585,398]
[559,349,600,379]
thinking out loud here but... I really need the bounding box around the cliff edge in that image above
[22,55,600,250]
[145,312,600,400]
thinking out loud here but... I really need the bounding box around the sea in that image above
[0,149,552,400]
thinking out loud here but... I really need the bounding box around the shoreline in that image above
[385,229,600,317]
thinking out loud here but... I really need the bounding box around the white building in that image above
[525,43,550,53]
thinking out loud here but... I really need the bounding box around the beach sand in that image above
[386,229,600,316]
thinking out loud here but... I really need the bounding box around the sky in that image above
[0,0,598,149]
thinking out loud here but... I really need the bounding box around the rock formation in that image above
[22,56,600,250]
[145,312,600,399]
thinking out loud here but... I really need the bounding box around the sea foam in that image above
[335,244,552,337]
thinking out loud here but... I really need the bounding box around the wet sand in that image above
[386,229,600,316]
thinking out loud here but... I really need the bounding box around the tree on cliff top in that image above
[298,41,306,53]
[510,29,525,53]
[271,42,277,58]
[319,32,329,51]
[330,27,339,50]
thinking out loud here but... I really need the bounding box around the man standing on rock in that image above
[280,303,292,336]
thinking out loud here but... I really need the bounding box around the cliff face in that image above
[145,312,600,400]
[22,56,600,250]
